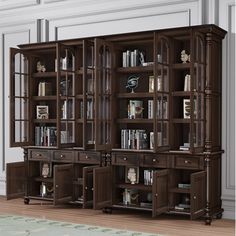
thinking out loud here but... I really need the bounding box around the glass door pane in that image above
[57,44,76,146]
[95,39,112,150]
[10,49,30,146]
[155,35,170,150]
[190,32,206,152]
[84,41,95,148]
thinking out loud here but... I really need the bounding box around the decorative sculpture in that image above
[126,75,139,93]
[180,50,190,63]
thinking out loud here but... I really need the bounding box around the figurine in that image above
[126,75,139,93]
[127,167,137,184]
[180,50,190,63]
[37,61,46,72]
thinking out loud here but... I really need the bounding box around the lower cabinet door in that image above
[190,171,206,219]
[152,169,169,217]
[83,166,97,208]
[93,166,112,210]
[6,162,26,200]
[53,164,73,205]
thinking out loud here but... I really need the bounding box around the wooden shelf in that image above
[34,177,53,183]
[28,195,53,201]
[172,119,191,124]
[32,72,57,78]
[172,91,191,97]
[169,187,190,194]
[34,119,57,123]
[117,92,154,98]
[112,203,152,211]
[116,183,152,191]
[116,66,153,73]
[172,63,191,69]
[33,96,56,100]
[117,118,153,124]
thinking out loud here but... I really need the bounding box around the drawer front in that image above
[52,150,74,162]
[173,156,204,170]
[112,153,139,166]
[76,152,101,164]
[143,154,168,168]
[29,149,51,161]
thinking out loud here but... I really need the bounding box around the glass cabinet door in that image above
[84,40,96,149]
[191,32,206,152]
[10,48,31,147]
[94,39,113,151]
[155,35,170,151]
[56,44,76,147]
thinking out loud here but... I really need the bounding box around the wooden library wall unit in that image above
[7,24,226,225]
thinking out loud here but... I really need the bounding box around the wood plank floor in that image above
[0,197,234,236]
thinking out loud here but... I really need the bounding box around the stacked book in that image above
[121,129,148,150]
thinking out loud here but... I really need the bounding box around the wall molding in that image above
[50,9,191,40]
[0,0,39,11]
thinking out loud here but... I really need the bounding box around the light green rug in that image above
[0,215,161,236]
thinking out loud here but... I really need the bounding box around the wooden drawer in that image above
[52,150,74,162]
[76,152,100,164]
[142,154,168,168]
[172,156,204,170]
[112,153,139,166]
[29,149,51,161]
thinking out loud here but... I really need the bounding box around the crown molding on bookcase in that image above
[0,0,40,11]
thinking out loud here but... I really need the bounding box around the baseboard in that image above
[222,198,235,220]
[0,176,6,196]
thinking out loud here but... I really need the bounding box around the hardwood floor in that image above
[0,197,234,236]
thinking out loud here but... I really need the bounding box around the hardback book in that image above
[38,82,52,96]
[148,100,153,119]
[128,100,143,119]
[149,75,154,92]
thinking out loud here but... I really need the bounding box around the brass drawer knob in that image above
[85,155,89,159]
[123,157,127,161]
[153,158,156,162]
[60,154,64,158]
[36,153,41,157]
[184,160,190,164]
[85,186,88,190]
[193,196,197,200]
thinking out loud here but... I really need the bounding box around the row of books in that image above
[35,126,57,146]
[122,49,140,67]
[144,169,154,185]
[38,82,52,96]
[121,129,148,150]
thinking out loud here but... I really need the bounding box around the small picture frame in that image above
[36,105,49,119]
[125,166,139,184]
[41,162,52,178]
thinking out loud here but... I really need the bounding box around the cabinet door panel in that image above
[83,166,97,208]
[53,164,73,205]
[93,166,112,209]
[152,169,169,217]
[190,170,206,219]
[10,48,31,147]
[6,162,26,200]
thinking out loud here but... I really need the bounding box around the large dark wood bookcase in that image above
[7,24,226,225]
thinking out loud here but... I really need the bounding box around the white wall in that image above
[0,0,235,219]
